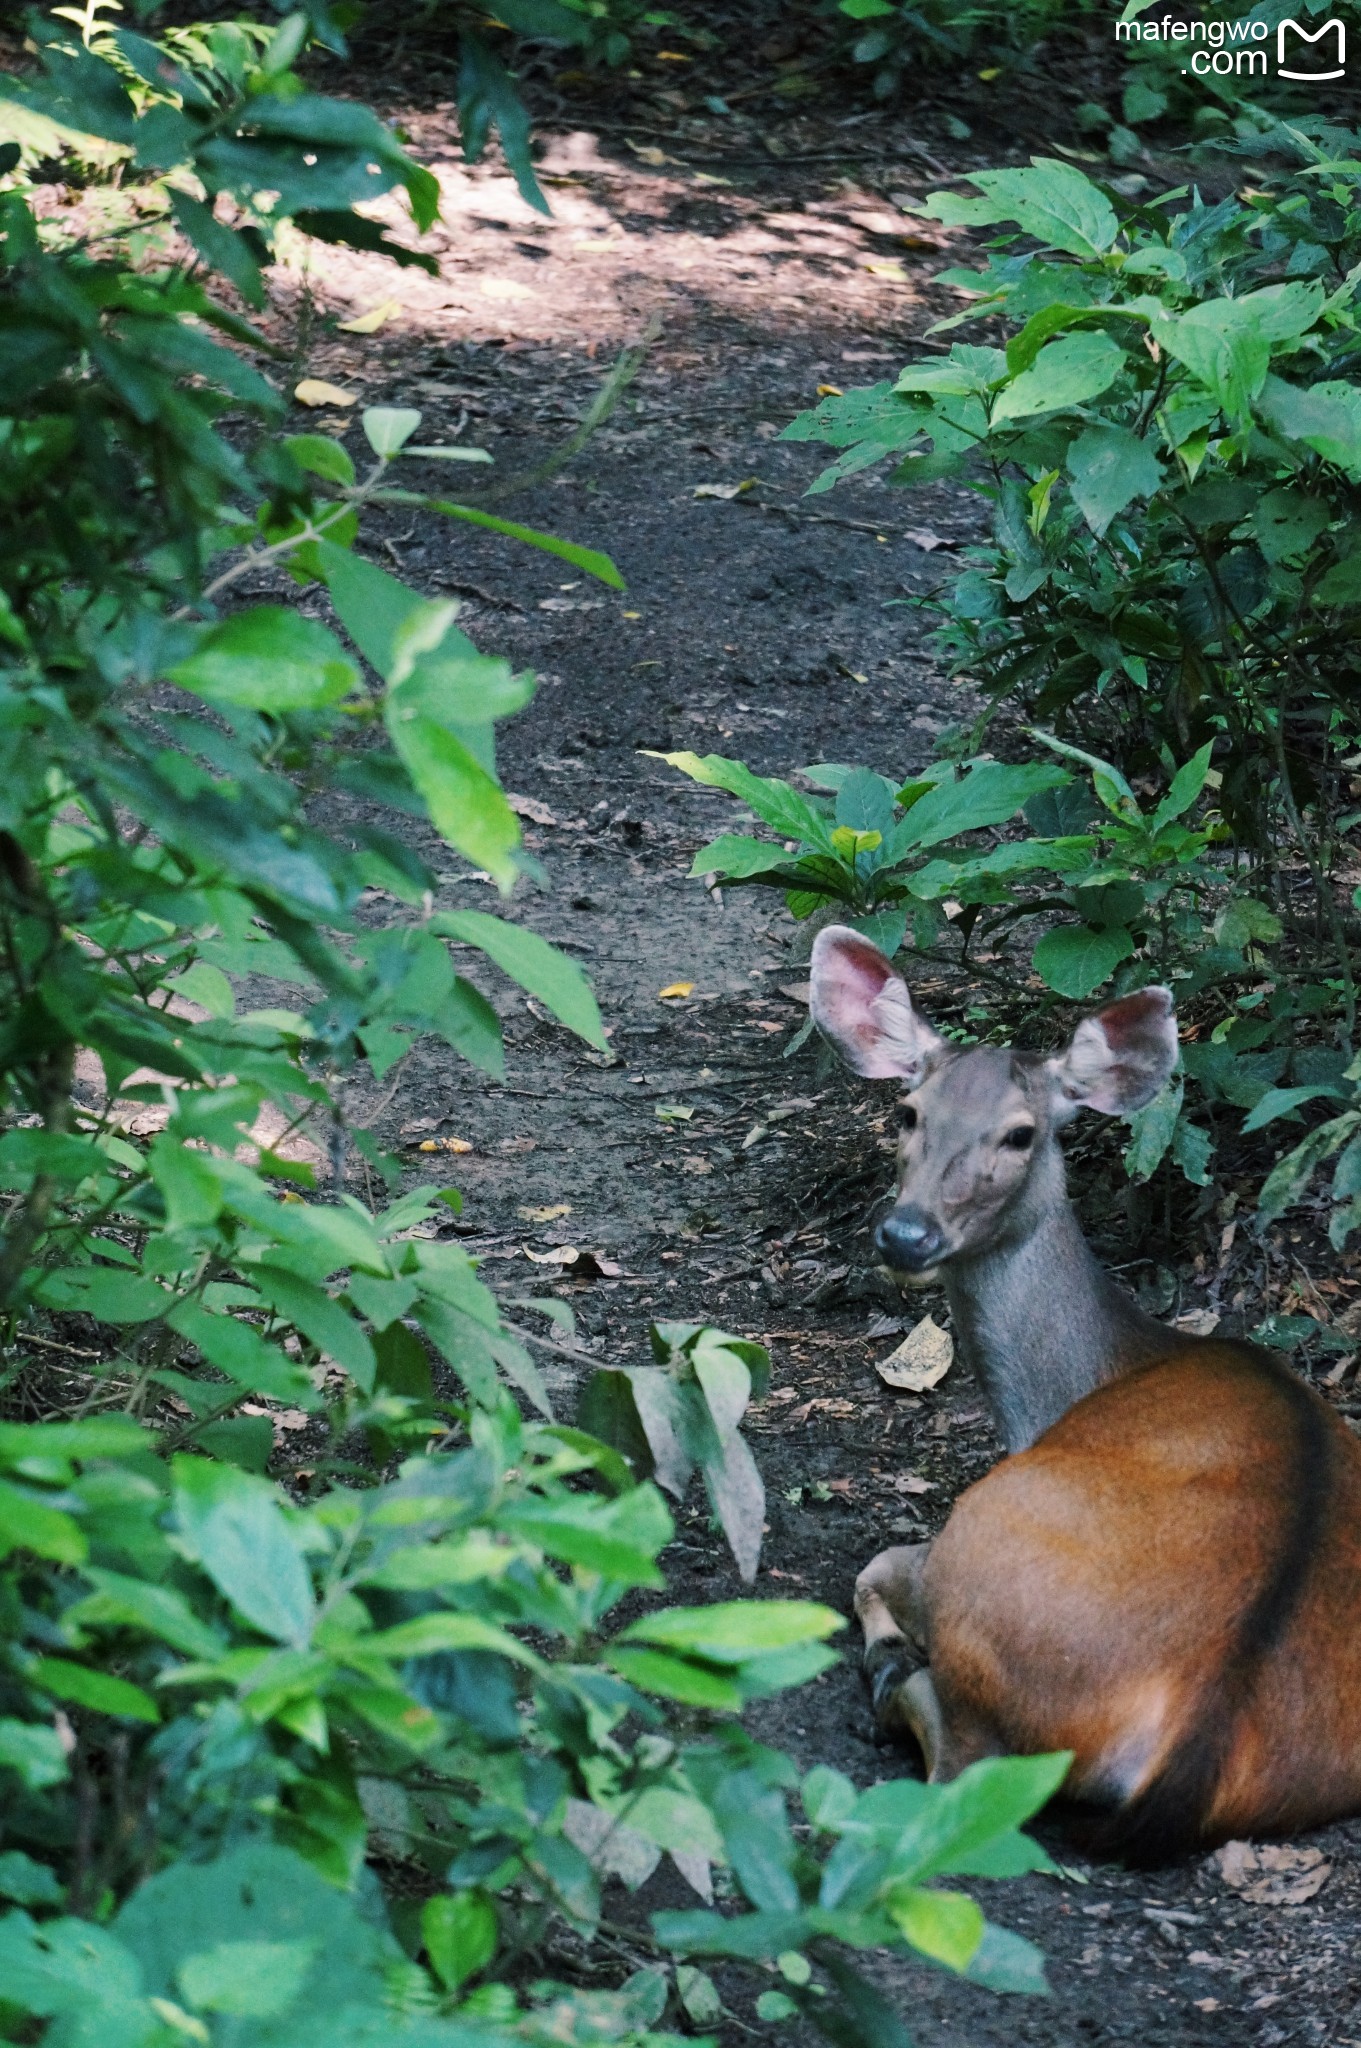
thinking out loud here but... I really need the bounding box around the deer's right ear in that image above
[1046,985,1179,1121]
[809,925,945,1082]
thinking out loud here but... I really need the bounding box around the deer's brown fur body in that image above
[809,924,1361,1857]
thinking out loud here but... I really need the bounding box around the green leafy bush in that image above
[824,0,1078,97]
[775,142,1361,1212]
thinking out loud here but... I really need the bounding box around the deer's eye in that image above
[1001,1125,1035,1151]
[900,1104,918,1132]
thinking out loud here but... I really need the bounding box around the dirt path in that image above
[277,89,1361,2048]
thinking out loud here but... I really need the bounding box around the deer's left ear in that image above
[1046,986,1179,1122]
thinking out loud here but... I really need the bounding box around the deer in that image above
[809,923,1361,1860]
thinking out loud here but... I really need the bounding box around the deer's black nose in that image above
[875,1206,946,1273]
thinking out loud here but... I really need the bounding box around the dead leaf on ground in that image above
[659,981,694,999]
[681,1156,713,1175]
[507,793,558,826]
[877,1314,953,1392]
[864,259,910,281]
[337,298,401,334]
[778,982,811,1005]
[1212,1840,1331,1905]
[294,379,356,408]
[904,528,955,553]
[656,1104,695,1123]
[519,1204,572,1224]
[481,277,537,301]
[538,596,603,612]
[1174,1309,1221,1336]
[694,479,756,500]
[892,1472,935,1495]
[522,1245,621,1278]
[499,1137,536,1154]
[417,1137,473,1154]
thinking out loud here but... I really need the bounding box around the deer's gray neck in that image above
[942,1197,1168,1454]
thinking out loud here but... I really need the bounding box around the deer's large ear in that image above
[1046,985,1178,1122]
[809,925,945,1083]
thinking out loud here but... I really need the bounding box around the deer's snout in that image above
[875,1206,946,1274]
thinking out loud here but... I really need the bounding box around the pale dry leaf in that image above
[337,298,401,334]
[694,479,756,500]
[524,1245,579,1266]
[778,981,811,1005]
[904,528,952,553]
[294,379,357,408]
[481,276,537,301]
[499,1137,536,1154]
[1213,1840,1331,1906]
[670,1850,713,1902]
[877,1314,953,1392]
[1174,1309,1221,1336]
[659,981,695,999]
[519,1203,572,1224]
[417,1136,473,1154]
[563,1799,661,1891]
[865,259,910,281]
[682,1156,713,1175]
[507,793,557,826]
[893,1472,934,1495]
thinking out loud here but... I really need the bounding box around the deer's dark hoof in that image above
[863,1634,924,1720]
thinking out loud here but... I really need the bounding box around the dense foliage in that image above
[0,9,1071,2044]
[675,143,1361,1257]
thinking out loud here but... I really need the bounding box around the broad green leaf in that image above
[991,331,1124,425]
[362,406,422,456]
[360,1611,538,1665]
[30,1657,158,1723]
[651,1907,811,1960]
[1152,741,1215,828]
[618,1601,843,1663]
[168,188,265,308]
[31,1267,166,1324]
[924,158,1118,258]
[422,1893,497,1993]
[167,1301,320,1407]
[432,908,606,1048]
[383,704,520,889]
[1259,374,1361,474]
[604,1646,743,1710]
[168,607,358,712]
[0,1130,107,1185]
[962,1921,1050,1994]
[1154,299,1270,420]
[1067,423,1162,536]
[178,1937,316,2018]
[677,1964,724,2025]
[284,433,355,487]
[0,1478,86,1565]
[1254,486,1329,564]
[895,1753,1071,1884]
[1032,923,1134,999]
[65,1568,225,1660]
[0,1850,63,1905]
[649,751,835,851]
[804,1765,858,1831]
[887,1886,983,1970]
[0,1417,148,1465]
[434,975,506,1079]
[713,1772,799,1912]
[0,1718,67,1788]
[892,762,1067,853]
[172,1458,316,1648]
[149,1133,225,1232]
[687,834,794,882]
[316,539,453,680]
[1242,1083,1347,1133]
[1124,1075,1182,1181]
[251,1263,377,1393]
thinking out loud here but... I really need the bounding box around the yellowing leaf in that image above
[694,479,756,500]
[417,1137,473,1154]
[294,379,357,408]
[337,298,401,334]
[877,1315,953,1392]
[865,261,910,282]
[659,981,694,999]
[816,383,843,397]
[978,65,1002,79]
[519,1203,572,1223]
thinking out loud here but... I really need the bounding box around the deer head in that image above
[810,925,1179,1277]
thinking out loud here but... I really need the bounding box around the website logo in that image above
[1115,12,1347,85]
[1277,17,1346,79]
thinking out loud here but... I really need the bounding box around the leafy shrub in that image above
[774,143,1361,1215]
[0,12,1072,2044]
[824,0,1079,97]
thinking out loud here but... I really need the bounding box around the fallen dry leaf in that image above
[524,1245,579,1266]
[481,277,537,301]
[877,1314,954,1393]
[519,1204,572,1224]
[507,793,557,826]
[523,1245,620,1278]
[904,528,955,552]
[417,1137,473,1154]
[659,981,694,999]
[656,1104,694,1123]
[1193,2000,1221,2014]
[893,1472,935,1496]
[294,379,356,408]
[1212,1840,1331,1906]
[681,1155,713,1175]
[865,259,910,281]
[694,479,756,500]
[1174,1308,1221,1336]
[816,383,844,397]
[778,982,812,1005]
[498,1137,536,1154]
[337,298,401,334]
[626,141,673,166]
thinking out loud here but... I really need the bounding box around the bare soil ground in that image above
[225,25,1361,2045]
